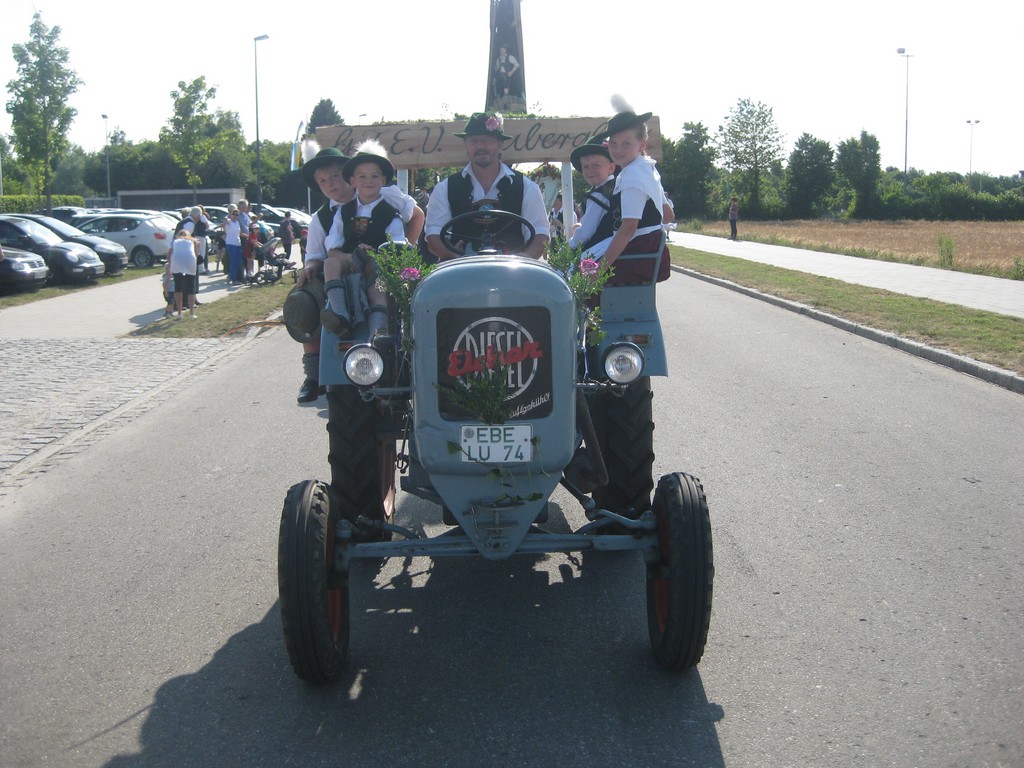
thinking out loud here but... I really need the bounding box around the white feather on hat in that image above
[611,94,634,114]
[301,138,321,163]
[352,138,389,160]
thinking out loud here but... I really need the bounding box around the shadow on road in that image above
[105,510,724,767]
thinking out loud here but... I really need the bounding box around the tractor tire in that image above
[278,479,349,684]
[646,472,714,672]
[591,376,655,517]
[326,386,396,541]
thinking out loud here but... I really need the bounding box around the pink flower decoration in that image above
[579,259,599,277]
[485,115,503,132]
[400,267,421,282]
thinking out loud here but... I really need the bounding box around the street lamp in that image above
[101,113,111,199]
[966,119,981,179]
[896,48,912,176]
[358,113,367,124]
[253,34,269,213]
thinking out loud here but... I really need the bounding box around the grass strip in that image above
[127,279,292,339]
[669,246,1024,376]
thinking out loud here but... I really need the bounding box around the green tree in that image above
[716,98,783,217]
[660,121,716,219]
[835,130,882,218]
[785,133,834,218]
[159,76,219,198]
[52,146,89,195]
[5,12,83,209]
[308,99,343,134]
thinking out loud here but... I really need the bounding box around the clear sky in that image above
[1,0,1020,178]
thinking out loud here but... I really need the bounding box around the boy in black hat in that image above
[289,146,350,402]
[289,144,423,401]
[568,136,617,251]
[581,103,671,284]
[424,112,549,260]
[320,140,413,340]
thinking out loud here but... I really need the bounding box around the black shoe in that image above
[297,377,323,403]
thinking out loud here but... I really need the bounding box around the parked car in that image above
[71,213,175,268]
[0,215,105,282]
[0,243,50,292]
[10,214,129,275]
[202,206,231,226]
[252,205,291,237]
[34,206,88,222]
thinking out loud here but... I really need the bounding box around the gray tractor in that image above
[278,211,713,683]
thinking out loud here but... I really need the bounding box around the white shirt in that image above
[169,238,197,275]
[569,175,614,249]
[424,163,550,239]
[614,155,664,239]
[224,218,242,246]
[581,157,664,260]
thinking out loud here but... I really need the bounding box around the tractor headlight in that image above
[344,344,385,386]
[603,342,645,384]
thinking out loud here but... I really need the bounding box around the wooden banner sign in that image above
[316,116,663,170]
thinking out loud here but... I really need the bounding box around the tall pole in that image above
[966,119,980,178]
[253,34,269,213]
[102,113,111,199]
[897,48,912,176]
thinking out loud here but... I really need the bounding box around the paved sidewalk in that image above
[0,270,243,339]
[0,270,263,492]
[669,232,1024,319]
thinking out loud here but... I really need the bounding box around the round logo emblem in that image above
[449,316,542,400]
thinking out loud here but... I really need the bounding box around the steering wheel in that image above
[438,209,536,257]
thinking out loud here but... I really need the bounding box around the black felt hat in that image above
[570,136,612,172]
[282,278,326,343]
[301,147,351,189]
[454,112,512,141]
[603,110,653,138]
[342,140,395,184]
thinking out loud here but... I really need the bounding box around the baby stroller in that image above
[248,237,298,285]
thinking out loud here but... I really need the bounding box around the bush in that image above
[0,194,85,214]
[937,234,955,269]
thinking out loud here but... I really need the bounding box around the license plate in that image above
[460,424,533,464]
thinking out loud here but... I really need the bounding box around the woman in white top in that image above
[223,206,244,284]
[169,230,199,318]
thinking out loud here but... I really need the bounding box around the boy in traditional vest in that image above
[568,136,617,252]
[320,140,413,340]
[581,105,671,285]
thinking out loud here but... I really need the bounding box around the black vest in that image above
[316,202,334,235]
[446,170,528,253]
[340,198,400,252]
[610,183,663,232]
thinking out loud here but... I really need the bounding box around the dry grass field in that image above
[693,219,1024,277]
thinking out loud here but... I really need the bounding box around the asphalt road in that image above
[1,273,1022,767]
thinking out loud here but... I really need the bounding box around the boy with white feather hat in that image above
[321,139,415,340]
[580,95,673,285]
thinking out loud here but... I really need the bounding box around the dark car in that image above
[11,214,129,275]
[0,243,50,292]
[34,206,88,223]
[0,215,106,282]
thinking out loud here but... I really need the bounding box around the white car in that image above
[72,213,176,268]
